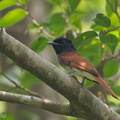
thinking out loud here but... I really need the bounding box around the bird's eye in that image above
[61,40,66,44]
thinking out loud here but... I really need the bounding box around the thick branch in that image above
[0,27,120,120]
[0,91,71,115]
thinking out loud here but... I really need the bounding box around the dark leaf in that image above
[100,32,118,54]
[68,0,81,13]
[66,30,75,40]
[73,31,98,49]
[93,13,111,28]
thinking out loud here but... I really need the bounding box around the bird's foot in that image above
[67,70,76,76]
[81,77,86,86]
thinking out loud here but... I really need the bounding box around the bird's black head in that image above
[47,37,76,54]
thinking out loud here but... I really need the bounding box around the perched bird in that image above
[47,37,119,100]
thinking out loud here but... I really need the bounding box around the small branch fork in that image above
[15,0,55,39]
[101,50,120,63]
[0,72,44,99]
[0,72,72,116]
[107,26,120,33]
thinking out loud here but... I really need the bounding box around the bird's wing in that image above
[59,51,99,76]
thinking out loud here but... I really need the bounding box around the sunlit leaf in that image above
[85,80,95,87]
[73,31,98,49]
[93,13,111,28]
[106,0,117,16]
[110,13,120,27]
[0,8,28,27]
[0,0,17,10]
[103,60,119,78]
[106,2,113,17]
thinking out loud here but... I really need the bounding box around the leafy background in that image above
[0,0,120,119]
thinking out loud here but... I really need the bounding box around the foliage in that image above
[0,0,120,119]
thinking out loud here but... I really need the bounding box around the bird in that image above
[47,37,120,100]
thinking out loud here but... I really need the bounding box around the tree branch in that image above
[0,27,120,120]
[0,72,44,98]
[0,91,71,116]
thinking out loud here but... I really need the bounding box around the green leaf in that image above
[46,0,61,5]
[73,31,98,49]
[105,2,113,17]
[66,30,74,40]
[49,13,67,36]
[20,72,41,88]
[112,86,120,97]
[85,80,95,87]
[91,24,104,31]
[31,37,48,52]
[50,25,65,36]
[69,12,82,30]
[18,0,29,5]
[0,8,28,27]
[0,0,17,11]
[69,12,86,23]
[110,13,120,27]
[93,13,111,28]
[100,32,118,54]
[68,0,81,13]
[103,60,119,78]
[50,13,66,25]
[106,0,117,16]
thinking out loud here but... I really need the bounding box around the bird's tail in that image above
[92,75,120,101]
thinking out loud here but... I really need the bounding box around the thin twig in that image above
[16,0,56,39]
[100,26,120,36]
[6,86,17,92]
[0,72,44,99]
[107,26,120,33]
[104,50,120,61]
[106,0,120,19]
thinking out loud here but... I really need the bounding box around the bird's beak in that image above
[47,41,60,45]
